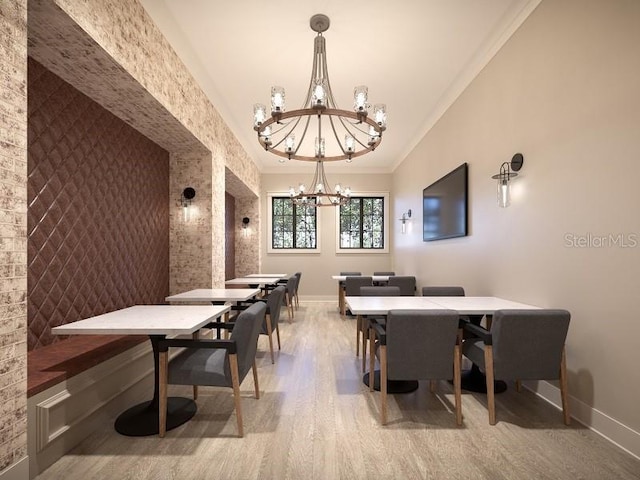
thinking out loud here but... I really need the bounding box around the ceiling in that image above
[139,0,539,174]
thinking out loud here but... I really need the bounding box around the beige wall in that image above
[261,172,393,298]
[392,0,640,454]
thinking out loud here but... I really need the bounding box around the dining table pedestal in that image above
[363,371,419,394]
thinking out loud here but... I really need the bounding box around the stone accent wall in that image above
[169,151,213,294]
[0,0,28,473]
[235,197,260,277]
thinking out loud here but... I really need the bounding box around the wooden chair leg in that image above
[485,345,496,425]
[515,380,522,392]
[355,315,361,357]
[380,345,388,425]
[275,324,281,350]
[369,328,376,392]
[339,285,345,316]
[361,321,368,373]
[229,354,243,437]
[485,314,493,331]
[454,343,462,426]
[285,293,293,322]
[560,347,570,425]
[265,314,275,364]
[429,380,436,393]
[159,350,168,437]
[252,360,260,399]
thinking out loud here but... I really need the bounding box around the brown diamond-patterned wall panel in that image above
[27,58,170,351]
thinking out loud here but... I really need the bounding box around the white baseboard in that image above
[525,380,640,460]
[0,456,28,480]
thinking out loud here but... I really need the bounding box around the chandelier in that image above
[288,161,351,207]
[252,14,387,163]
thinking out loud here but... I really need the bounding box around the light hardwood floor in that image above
[36,302,640,480]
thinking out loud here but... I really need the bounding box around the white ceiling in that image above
[140,0,539,174]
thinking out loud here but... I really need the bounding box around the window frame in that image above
[267,192,321,254]
[335,191,389,254]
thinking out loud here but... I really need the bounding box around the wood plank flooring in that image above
[35,302,640,480]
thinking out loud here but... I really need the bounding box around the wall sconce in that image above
[491,153,524,207]
[181,187,196,221]
[242,217,250,237]
[400,209,412,234]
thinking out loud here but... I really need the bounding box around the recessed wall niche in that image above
[27,58,170,350]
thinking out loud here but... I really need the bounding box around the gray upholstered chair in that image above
[345,276,373,356]
[373,271,395,285]
[359,286,401,372]
[462,309,571,425]
[262,286,285,364]
[387,276,416,296]
[293,271,302,308]
[369,309,462,425]
[338,272,362,315]
[158,302,266,437]
[422,286,465,297]
[283,274,298,322]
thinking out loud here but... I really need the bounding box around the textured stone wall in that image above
[0,0,28,473]
[169,151,213,294]
[235,197,260,277]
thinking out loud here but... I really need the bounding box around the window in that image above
[336,193,389,253]
[268,195,319,253]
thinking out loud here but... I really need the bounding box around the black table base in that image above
[363,370,419,393]
[114,396,197,436]
[459,364,507,394]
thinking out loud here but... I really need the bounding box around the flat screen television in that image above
[423,163,468,241]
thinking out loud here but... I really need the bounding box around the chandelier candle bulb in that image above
[253,103,267,127]
[345,135,355,153]
[285,134,296,154]
[374,104,387,128]
[354,85,368,112]
[271,86,285,114]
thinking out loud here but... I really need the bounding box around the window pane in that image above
[338,196,385,249]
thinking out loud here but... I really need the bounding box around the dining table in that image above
[331,275,392,316]
[345,295,540,393]
[52,305,230,436]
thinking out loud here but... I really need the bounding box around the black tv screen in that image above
[423,163,468,241]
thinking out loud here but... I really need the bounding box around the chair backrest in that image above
[491,309,570,380]
[422,286,465,296]
[373,271,395,276]
[264,286,285,332]
[360,286,400,297]
[230,302,267,381]
[345,276,373,296]
[385,309,460,381]
[285,274,298,295]
[387,276,416,296]
[340,271,362,276]
[294,272,302,294]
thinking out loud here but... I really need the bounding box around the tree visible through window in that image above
[271,197,317,249]
[339,197,385,249]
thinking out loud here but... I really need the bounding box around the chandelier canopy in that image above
[253,14,387,163]
[289,161,351,207]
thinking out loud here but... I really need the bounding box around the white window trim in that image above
[267,192,321,254]
[335,191,389,254]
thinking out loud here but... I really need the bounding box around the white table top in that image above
[51,305,231,336]
[332,275,391,282]
[345,296,442,315]
[165,288,261,303]
[425,296,541,314]
[246,273,287,278]
[225,277,285,285]
[345,296,540,315]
